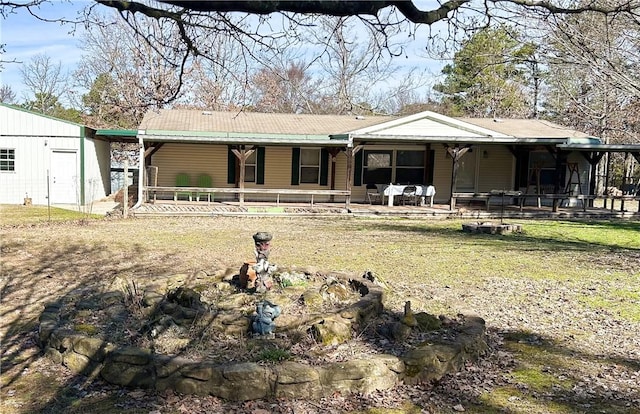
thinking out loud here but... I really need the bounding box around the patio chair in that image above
[174,173,192,202]
[400,185,419,206]
[196,173,213,203]
[366,183,383,205]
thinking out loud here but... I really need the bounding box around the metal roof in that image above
[139,109,394,136]
[459,118,596,139]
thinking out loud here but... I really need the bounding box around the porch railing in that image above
[145,186,351,208]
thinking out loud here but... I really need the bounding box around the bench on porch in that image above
[146,186,351,208]
[452,191,600,212]
[601,195,640,212]
[451,190,522,211]
[517,194,598,212]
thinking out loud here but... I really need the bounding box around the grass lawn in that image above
[1,204,639,413]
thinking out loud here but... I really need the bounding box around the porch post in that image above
[581,151,605,208]
[552,149,566,212]
[328,147,342,202]
[345,144,363,210]
[446,145,471,210]
[231,146,255,206]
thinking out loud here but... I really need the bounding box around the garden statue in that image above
[252,232,277,293]
[252,300,281,335]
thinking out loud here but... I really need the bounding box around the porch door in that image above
[50,150,78,204]
[457,150,477,191]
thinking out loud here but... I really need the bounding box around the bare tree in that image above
[19,53,69,114]
[247,58,322,113]
[5,0,637,108]
[0,84,16,103]
[305,16,405,115]
[185,35,251,111]
[74,11,193,127]
[542,8,640,143]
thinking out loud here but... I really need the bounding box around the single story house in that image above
[131,109,636,209]
[0,104,111,206]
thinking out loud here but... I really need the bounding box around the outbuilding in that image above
[0,103,111,206]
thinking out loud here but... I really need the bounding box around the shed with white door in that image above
[0,104,111,206]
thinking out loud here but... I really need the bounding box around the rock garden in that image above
[37,232,487,402]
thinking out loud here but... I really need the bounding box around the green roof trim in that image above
[96,129,138,137]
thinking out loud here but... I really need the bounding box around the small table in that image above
[380,184,436,207]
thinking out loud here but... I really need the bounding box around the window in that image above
[396,150,425,184]
[529,151,555,186]
[363,150,393,184]
[0,149,15,172]
[300,148,320,184]
[362,149,425,185]
[244,151,256,182]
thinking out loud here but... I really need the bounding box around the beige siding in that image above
[476,146,514,192]
[262,147,291,188]
[432,146,451,202]
[151,143,228,187]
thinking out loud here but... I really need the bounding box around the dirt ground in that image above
[1,215,639,413]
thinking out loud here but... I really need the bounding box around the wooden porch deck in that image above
[131,199,639,219]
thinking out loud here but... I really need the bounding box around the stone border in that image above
[38,277,487,401]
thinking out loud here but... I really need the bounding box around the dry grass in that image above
[1,205,639,413]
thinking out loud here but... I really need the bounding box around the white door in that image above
[50,150,78,204]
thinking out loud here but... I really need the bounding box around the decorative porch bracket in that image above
[231,145,256,205]
[345,144,364,210]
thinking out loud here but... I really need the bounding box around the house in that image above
[134,109,622,209]
[4,104,635,212]
[0,104,111,206]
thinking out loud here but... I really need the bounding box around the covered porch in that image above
[129,196,639,219]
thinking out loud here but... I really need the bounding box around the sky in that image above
[0,0,446,105]
[0,1,89,100]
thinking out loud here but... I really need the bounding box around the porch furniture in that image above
[452,191,600,212]
[195,174,213,203]
[174,173,192,202]
[451,190,521,211]
[382,184,436,207]
[366,183,383,205]
[401,185,419,206]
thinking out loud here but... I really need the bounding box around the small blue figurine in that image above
[252,300,281,335]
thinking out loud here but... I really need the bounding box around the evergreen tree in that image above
[434,26,534,118]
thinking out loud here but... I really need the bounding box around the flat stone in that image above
[217,363,270,401]
[274,362,322,399]
[63,351,92,374]
[73,336,114,361]
[101,361,155,388]
[320,358,398,394]
[110,346,152,365]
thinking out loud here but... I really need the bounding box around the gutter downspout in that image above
[132,134,145,210]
